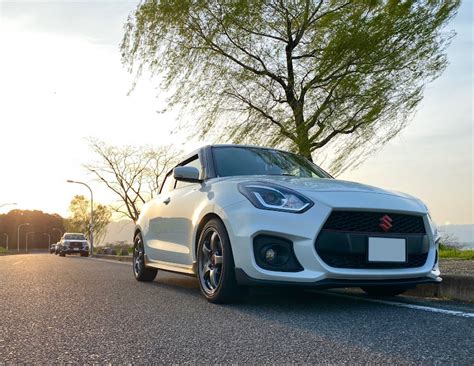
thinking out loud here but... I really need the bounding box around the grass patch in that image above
[439,245,474,260]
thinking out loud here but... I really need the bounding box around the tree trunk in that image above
[293,103,313,162]
[297,140,313,162]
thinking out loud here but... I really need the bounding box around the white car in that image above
[134,145,441,303]
[58,233,90,257]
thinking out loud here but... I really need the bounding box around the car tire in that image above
[361,286,407,297]
[133,233,157,282]
[59,252,66,257]
[197,218,246,304]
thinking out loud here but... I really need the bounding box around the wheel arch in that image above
[133,227,142,240]
[133,225,145,247]
[194,213,226,258]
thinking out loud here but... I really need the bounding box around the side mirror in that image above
[173,166,202,183]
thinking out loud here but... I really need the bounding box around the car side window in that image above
[160,172,175,194]
[175,156,202,189]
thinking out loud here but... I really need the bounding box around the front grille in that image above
[318,253,428,269]
[69,242,83,248]
[315,210,429,269]
[323,211,426,234]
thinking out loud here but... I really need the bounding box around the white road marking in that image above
[12,261,23,266]
[321,291,474,318]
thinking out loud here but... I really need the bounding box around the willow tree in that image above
[121,0,459,173]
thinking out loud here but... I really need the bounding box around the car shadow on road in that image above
[147,271,340,306]
[149,270,370,311]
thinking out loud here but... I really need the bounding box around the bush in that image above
[0,247,7,253]
[95,244,132,256]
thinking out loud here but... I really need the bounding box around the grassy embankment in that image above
[439,244,474,260]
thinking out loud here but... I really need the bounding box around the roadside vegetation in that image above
[0,247,7,253]
[64,195,112,244]
[439,244,474,260]
[94,244,132,256]
[0,209,65,251]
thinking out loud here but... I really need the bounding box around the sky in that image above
[0,0,472,226]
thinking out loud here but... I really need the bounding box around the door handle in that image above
[163,197,171,205]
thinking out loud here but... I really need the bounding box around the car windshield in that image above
[213,146,332,178]
[64,234,86,240]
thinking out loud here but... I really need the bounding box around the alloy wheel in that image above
[133,236,144,277]
[198,229,224,294]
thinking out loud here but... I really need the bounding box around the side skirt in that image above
[144,254,197,276]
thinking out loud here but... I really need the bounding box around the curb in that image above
[406,275,474,302]
[93,254,133,263]
[92,254,473,302]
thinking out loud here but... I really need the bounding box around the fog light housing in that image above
[253,235,303,272]
[265,248,277,263]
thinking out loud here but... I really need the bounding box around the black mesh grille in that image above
[318,253,428,269]
[69,242,83,248]
[323,211,426,234]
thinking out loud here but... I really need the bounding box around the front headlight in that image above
[238,182,313,213]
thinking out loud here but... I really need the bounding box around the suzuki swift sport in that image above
[133,145,441,303]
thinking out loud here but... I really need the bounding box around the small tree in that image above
[65,195,112,245]
[122,0,459,173]
[84,139,181,222]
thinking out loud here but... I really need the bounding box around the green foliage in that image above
[65,195,112,245]
[0,209,64,250]
[95,244,132,256]
[0,247,7,253]
[121,0,459,173]
[439,247,474,260]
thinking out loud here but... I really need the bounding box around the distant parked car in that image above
[57,233,90,257]
[103,247,117,255]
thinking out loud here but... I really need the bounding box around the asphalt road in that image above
[1,254,473,364]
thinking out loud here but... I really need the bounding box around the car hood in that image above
[220,176,412,197]
[213,176,427,213]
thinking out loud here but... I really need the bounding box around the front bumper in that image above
[235,269,439,289]
[219,198,441,287]
[63,248,89,255]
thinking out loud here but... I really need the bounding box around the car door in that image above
[145,155,204,266]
